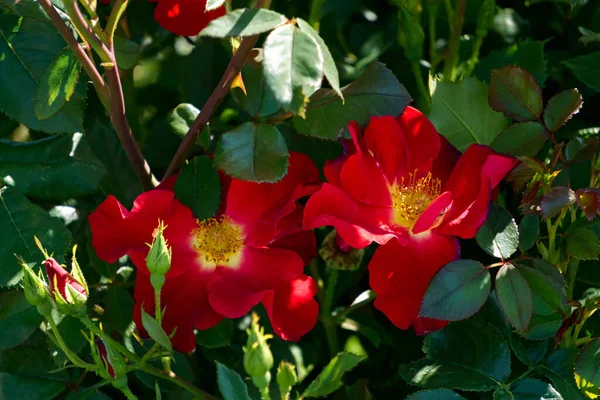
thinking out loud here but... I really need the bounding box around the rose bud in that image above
[244,313,274,396]
[146,220,172,292]
[93,337,128,391]
[44,258,87,316]
[19,260,53,316]
[276,361,298,398]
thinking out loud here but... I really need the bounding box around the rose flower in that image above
[89,153,320,352]
[303,106,517,334]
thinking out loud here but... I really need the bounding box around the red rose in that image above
[154,0,226,36]
[44,258,87,301]
[102,0,225,36]
[89,152,320,353]
[303,107,517,334]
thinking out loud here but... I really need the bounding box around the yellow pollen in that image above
[191,216,243,264]
[390,169,441,228]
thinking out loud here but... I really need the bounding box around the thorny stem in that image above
[36,0,110,109]
[63,0,111,62]
[46,315,96,370]
[162,0,272,180]
[105,0,129,44]
[128,365,219,400]
[411,61,431,112]
[311,261,339,357]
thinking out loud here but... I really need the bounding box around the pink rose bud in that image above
[95,338,115,378]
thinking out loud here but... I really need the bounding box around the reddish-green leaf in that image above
[543,89,582,132]
[489,66,543,122]
[496,264,533,333]
[540,187,576,220]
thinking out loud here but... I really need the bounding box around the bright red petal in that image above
[262,275,318,341]
[437,145,515,238]
[271,205,317,265]
[369,232,459,330]
[339,151,392,206]
[133,270,223,353]
[303,183,396,249]
[89,190,201,277]
[226,152,320,246]
[363,116,409,182]
[413,317,449,335]
[396,106,441,175]
[154,0,226,36]
[412,191,453,234]
[207,247,308,333]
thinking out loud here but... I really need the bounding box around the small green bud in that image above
[251,371,271,392]
[276,361,297,398]
[146,220,172,276]
[19,261,52,316]
[243,313,274,379]
[319,230,364,271]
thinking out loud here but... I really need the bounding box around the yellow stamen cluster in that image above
[192,216,243,264]
[390,170,441,228]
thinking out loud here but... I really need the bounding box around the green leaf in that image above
[522,313,562,340]
[476,204,519,259]
[0,290,43,350]
[576,339,600,386]
[505,379,563,400]
[566,227,600,260]
[566,138,599,163]
[543,89,582,132]
[429,77,510,152]
[563,52,600,92]
[517,264,567,314]
[0,14,86,133]
[420,260,491,321]
[206,0,225,11]
[174,156,221,220]
[200,8,288,38]
[114,36,140,70]
[102,287,134,335]
[0,187,72,287]
[263,24,324,114]
[543,348,587,400]
[540,187,576,220]
[195,320,233,348]
[294,62,411,139]
[519,215,539,252]
[490,122,547,157]
[406,389,467,399]
[167,103,199,137]
[34,48,81,120]
[216,363,251,400]
[141,310,172,352]
[0,134,106,200]
[296,18,342,100]
[489,66,543,122]
[231,51,280,118]
[399,320,510,391]
[302,352,364,398]
[495,264,533,333]
[214,122,289,182]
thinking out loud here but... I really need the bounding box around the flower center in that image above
[390,169,441,228]
[191,216,243,265]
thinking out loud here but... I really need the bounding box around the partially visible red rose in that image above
[102,0,225,37]
[44,258,87,301]
[304,106,517,334]
[154,0,225,36]
[89,152,320,353]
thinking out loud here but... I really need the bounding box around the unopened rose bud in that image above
[276,361,297,398]
[147,221,172,292]
[44,258,87,316]
[243,314,274,382]
[19,261,52,316]
[94,338,127,380]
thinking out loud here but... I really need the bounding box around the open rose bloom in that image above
[89,153,320,352]
[304,107,517,334]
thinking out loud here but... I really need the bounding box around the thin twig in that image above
[37,0,110,108]
[162,0,271,180]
